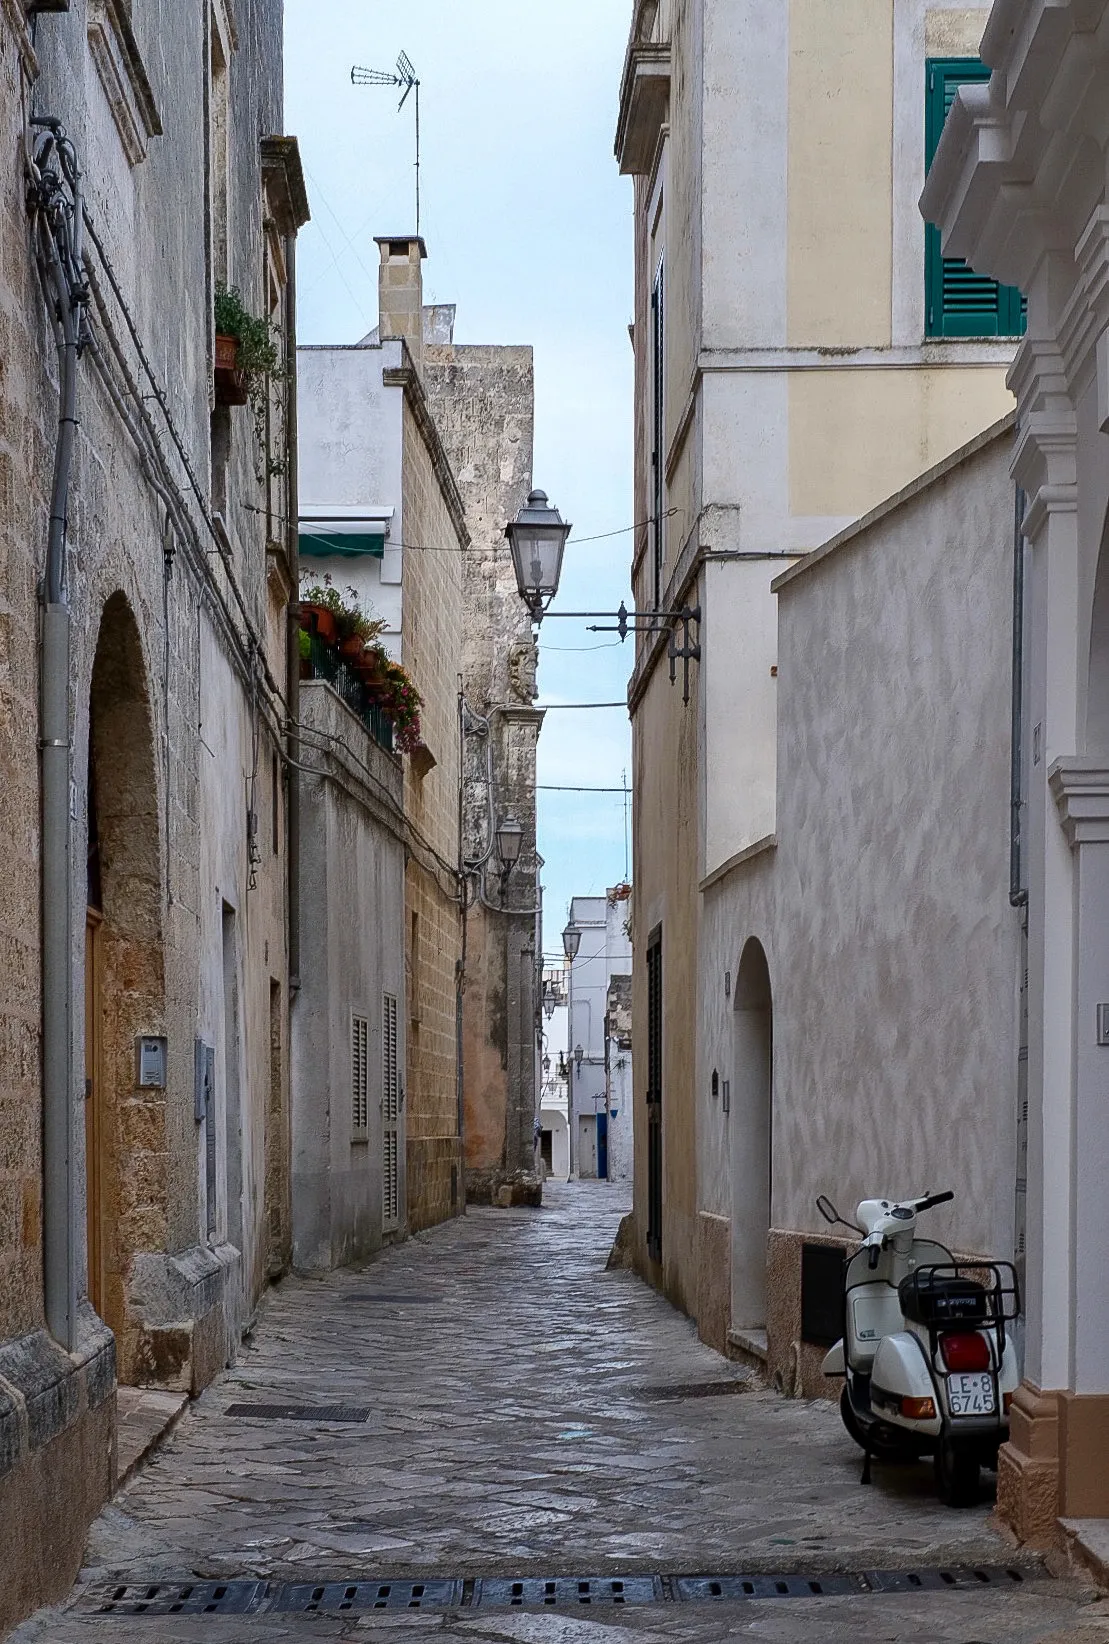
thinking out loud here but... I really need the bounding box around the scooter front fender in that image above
[822,1340,845,1377]
[872,1332,942,1437]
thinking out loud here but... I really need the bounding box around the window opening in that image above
[646,927,663,1262]
[351,1013,369,1139]
[925,60,1026,338]
[650,259,665,608]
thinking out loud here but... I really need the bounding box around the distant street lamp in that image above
[495,814,524,875]
[562,924,581,962]
[505,489,572,623]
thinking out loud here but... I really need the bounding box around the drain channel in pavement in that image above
[222,1405,371,1423]
[85,1565,1039,1618]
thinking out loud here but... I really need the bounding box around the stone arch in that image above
[730,936,773,1332]
[85,592,166,1375]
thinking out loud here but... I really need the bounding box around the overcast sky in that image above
[284,1,636,954]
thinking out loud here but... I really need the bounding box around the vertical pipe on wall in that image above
[1011,483,1028,910]
[284,233,302,991]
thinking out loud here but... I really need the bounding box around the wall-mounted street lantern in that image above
[505,490,572,623]
[542,1051,551,1076]
[574,1042,584,1071]
[495,814,524,876]
[562,924,581,962]
[504,491,701,701]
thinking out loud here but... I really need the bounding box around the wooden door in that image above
[84,909,104,1314]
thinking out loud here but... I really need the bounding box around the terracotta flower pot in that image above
[340,636,366,665]
[302,603,337,645]
[214,334,248,407]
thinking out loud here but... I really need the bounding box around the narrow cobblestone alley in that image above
[14,1187,1106,1644]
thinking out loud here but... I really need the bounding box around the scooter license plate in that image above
[947,1372,995,1416]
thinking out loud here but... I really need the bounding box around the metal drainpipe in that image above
[284,232,302,991]
[38,141,83,1352]
[1010,484,1028,910]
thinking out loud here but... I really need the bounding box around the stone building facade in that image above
[0,2,306,1630]
[423,342,542,1206]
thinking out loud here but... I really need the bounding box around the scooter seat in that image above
[898,1270,989,1326]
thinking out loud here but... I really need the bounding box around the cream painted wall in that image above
[788,365,1015,522]
[787,0,894,348]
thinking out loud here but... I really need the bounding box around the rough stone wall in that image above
[0,0,295,1626]
[423,345,539,1201]
[398,390,465,1231]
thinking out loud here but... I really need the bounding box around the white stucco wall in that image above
[699,421,1023,1269]
[297,342,404,650]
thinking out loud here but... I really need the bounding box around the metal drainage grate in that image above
[94,1582,266,1616]
[272,1580,462,1613]
[222,1404,370,1423]
[478,1577,663,1608]
[677,1573,864,1601]
[866,1566,1029,1594]
[633,1380,750,1402]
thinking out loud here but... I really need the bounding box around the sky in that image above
[284,1,636,957]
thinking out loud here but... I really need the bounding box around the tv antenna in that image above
[351,52,422,236]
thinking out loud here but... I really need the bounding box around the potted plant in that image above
[214,281,283,464]
[300,576,386,658]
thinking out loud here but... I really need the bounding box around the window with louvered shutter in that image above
[382,993,400,1227]
[646,928,663,1263]
[351,1014,369,1138]
[650,259,665,609]
[925,60,1026,339]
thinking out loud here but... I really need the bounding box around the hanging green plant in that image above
[214,281,285,480]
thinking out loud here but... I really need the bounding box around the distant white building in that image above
[538,968,570,1180]
[564,889,634,1182]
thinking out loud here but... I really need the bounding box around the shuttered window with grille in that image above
[646,928,663,1263]
[925,60,1026,339]
[382,993,400,1229]
[351,1014,369,1139]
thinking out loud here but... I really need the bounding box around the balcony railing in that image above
[302,632,395,754]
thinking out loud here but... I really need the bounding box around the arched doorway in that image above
[731,937,772,1331]
[85,594,165,1362]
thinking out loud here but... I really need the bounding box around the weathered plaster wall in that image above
[0,0,296,1623]
[698,423,1022,1383]
[292,684,405,1268]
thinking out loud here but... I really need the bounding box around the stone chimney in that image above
[374,235,428,374]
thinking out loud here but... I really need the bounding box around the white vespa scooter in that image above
[817,1190,1021,1506]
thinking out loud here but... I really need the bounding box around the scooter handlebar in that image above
[867,1242,881,1270]
[914,1190,954,1212]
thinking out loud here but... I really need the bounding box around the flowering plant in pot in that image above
[299,576,385,655]
[363,651,423,753]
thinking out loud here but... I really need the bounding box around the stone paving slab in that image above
[10,1183,1107,1643]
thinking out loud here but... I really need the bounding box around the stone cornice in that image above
[615,39,670,176]
[261,136,310,236]
[1050,758,1109,846]
[383,348,471,552]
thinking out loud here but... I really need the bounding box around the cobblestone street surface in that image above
[14,1185,1107,1643]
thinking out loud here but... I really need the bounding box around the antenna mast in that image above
[351,53,422,236]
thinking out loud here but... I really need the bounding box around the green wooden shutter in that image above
[925,59,1026,339]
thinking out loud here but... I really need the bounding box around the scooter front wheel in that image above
[934,1436,980,1507]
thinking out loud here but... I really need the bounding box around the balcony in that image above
[301,631,395,755]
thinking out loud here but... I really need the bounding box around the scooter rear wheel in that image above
[839,1386,920,1463]
[934,1437,980,1507]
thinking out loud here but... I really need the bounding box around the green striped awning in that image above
[299,520,387,559]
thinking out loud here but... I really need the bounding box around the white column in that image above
[1050,762,1109,1395]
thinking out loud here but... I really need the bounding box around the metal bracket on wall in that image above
[546,602,703,703]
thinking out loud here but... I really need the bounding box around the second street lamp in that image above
[505,489,572,623]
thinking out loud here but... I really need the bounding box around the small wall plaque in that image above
[1098,1005,1109,1047]
[136,1035,167,1088]
[722,1079,731,1115]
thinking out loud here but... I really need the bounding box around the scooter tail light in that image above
[901,1395,937,1420]
[940,1330,991,1372]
